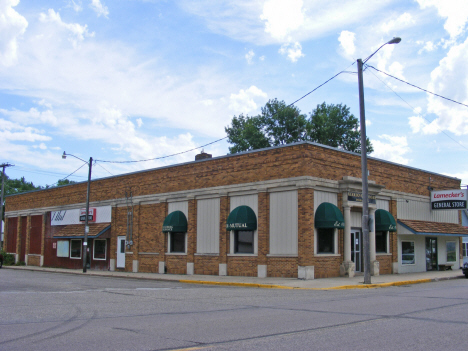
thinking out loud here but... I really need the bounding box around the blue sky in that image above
[1,0,468,188]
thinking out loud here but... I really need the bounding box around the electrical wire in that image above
[96,63,354,164]
[365,65,468,152]
[366,65,468,109]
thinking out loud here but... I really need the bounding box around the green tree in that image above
[1,173,43,221]
[308,102,373,154]
[225,100,373,154]
[56,179,77,187]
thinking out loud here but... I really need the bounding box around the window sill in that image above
[227,253,257,257]
[93,258,106,261]
[138,252,159,255]
[314,253,340,257]
[376,253,391,256]
[165,252,187,256]
[195,253,219,256]
[267,254,298,257]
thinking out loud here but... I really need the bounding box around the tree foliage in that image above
[225,99,373,154]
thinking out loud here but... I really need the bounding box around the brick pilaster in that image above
[219,195,229,263]
[257,191,269,265]
[298,187,314,267]
[187,198,197,261]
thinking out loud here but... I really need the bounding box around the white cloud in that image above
[229,86,268,114]
[418,41,436,54]
[425,36,468,135]
[260,0,304,41]
[136,118,143,127]
[0,0,28,66]
[416,0,468,39]
[338,30,355,59]
[259,55,265,61]
[371,134,411,165]
[381,12,414,33]
[0,107,58,126]
[70,1,83,12]
[39,9,94,46]
[90,0,109,18]
[279,41,304,62]
[245,50,255,64]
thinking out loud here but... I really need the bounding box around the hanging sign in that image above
[347,191,376,204]
[431,189,467,210]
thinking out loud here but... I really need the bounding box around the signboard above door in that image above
[431,189,467,210]
[347,191,376,204]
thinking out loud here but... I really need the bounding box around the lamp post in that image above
[358,37,401,284]
[62,152,93,273]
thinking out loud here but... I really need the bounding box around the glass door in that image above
[425,237,438,271]
[351,230,362,272]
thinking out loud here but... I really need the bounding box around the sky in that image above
[1,0,468,189]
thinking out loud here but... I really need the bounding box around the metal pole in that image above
[357,59,371,284]
[83,157,93,273]
[0,163,13,250]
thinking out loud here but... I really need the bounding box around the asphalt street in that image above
[0,269,467,351]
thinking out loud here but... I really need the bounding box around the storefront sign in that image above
[51,206,112,225]
[431,189,467,210]
[347,191,376,204]
[80,208,96,222]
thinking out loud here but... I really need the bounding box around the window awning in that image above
[53,223,111,239]
[398,219,468,237]
[375,209,397,232]
[162,211,188,233]
[226,205,257,231]
[315,202,345,229]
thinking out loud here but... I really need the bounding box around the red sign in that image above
[80,208,96,222]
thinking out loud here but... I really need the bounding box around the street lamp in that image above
[62,151,93,273]
[358,37,401,284]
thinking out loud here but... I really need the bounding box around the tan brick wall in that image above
[139,255,159,273]
[377,255,392,274]
[314,256,342,278]
[194,255,219,275]
[27,255,41,266]
[267,257,298,278]
[298,188,314,267]
[166,255,187,274]
[227,256,257,277]
[258,192,269,265]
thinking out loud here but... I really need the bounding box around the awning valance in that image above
[375,209,397,232]
[398,219,468,237]
[53,223,111,239]
[315,202,345,229]
[162,211,188,233]
[226,205,257,231]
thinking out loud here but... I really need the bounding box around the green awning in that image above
[226,205,257,231]
[315,202,345,229]
[375,209,397,232]
[162,211,187,233]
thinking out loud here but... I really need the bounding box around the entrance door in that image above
[117,236,126,268]
[351,229,362,272]
[425,237,438,271]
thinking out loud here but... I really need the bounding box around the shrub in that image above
[0,250,16,266]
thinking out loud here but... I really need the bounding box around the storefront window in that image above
[446,241,456,262]
[57,240,69,257]
[317,228,334,254]
[93,239,106,260]
[170,232,186,253]
[234,231,254,254]
[70,239,82,259]
[376,231,387,253]
[401,241,415,265]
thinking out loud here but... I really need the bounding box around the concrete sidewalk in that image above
[3,265,466,290]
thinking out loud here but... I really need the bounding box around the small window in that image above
[93,239,106,260]
[376,231,387,253]
[463,243,468,257]
[234,231,254,254]
[446,241,456,262]
[57,240,69,257]
[170,232,185,253]
[317,228,334,254]
[70,239,82,259]
[401,241,415,265]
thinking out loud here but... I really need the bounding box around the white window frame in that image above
[70,239,82,259]
[401,240,415,265]
[229,230,258,256]
[57,240,69,257]
[167,232,187,254]
[93,239,107,260]
[446,241,457,262]
[375,231,390,254]
[314,228,339,255]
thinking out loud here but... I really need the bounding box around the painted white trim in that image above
[93,239,106,261]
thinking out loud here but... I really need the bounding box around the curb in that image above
[3,266,464,290]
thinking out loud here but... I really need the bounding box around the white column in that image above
[369,208,376,262]
[344,206,351,262]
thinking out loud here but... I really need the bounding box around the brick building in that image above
[3,142,468,278]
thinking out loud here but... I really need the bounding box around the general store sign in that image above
[51,206,112,225]
[431,189,467,210]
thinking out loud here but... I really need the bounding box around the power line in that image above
[96,64,352,164]
[365,66,468,152]
[366,65,468,109]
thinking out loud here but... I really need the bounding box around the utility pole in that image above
[1,163,14,249]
